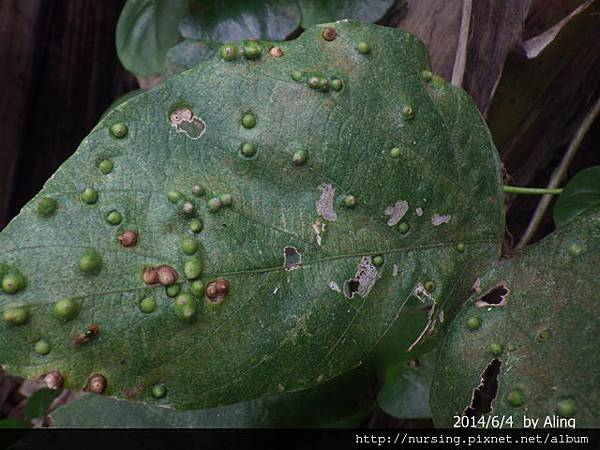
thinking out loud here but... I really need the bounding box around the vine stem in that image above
[451,0,472,87]
[515,95,600,249]
[503,186,563,195]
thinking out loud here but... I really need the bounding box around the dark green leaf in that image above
[165,40,218,75]
[0,21,503,410]
[431,210,600,427]
[50,367,374,427]
[0,418,32,428]
[116,0,189,77]
[23,388,62,420]
[179,0,301,42]
[298,0,396,28]
[554,166,600,228]
[376,350,436,419]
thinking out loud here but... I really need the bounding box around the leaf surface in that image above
[554,166,600,228]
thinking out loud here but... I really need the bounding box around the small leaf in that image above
[116,0,189,77]
[24,388,62,420]
[553,166,600,228]
[298,0,396,28]
[430,210,600,427]
[179,0,301,42]
[376,350,436,419]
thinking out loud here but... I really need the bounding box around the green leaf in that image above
[376,350,436,419]
[23,388,62,420]
[0,418,31,428]
[430,210,600,427]
[179,0,301,42]
[50,367,374,427]
[165,40,218,75]
[116,0,189,77]
[298,0,396,28]
[553,166,600,228]
[0,21,503,411]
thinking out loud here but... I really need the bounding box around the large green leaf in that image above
[554,166,600,228]
[116,0,189,77]
[298,0,396,28]
[0,21,503,410]
[430,210,600,427]
[179,0,301,42]
[50,366,374,427]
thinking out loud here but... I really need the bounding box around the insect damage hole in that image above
[169,107,206,140]
[283,246,302,271]
[384,200,409,226]
[343,256,378,299]
[475,282,510,307]
[316,184,337,221]
[463,358,502,419]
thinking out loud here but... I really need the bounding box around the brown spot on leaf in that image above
[117,230,138,247]
[41,371,63,390]
[206,279,229,303]
[322,27,337,41]
[268,46,284,57]
[84,373,107,394]
[143,265,178,286]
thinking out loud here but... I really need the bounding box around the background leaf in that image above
[116,0,189,77]
[23,388,61,420]
[0,21,503,411]
[553,166,600,228]
[298,0,397,28]
[430,210,600,427]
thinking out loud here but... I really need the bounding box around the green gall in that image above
[177,305,196,322]
[180,237,199,255]
[489,342,503,356]
[569,243,583,256]
[344,195,357,208]
[292,149,307,166]
[372,255,384,267]
[330,78,343,91]
[537,329,551,341]
[191,184,205,197]
[398,222,409,234]
[421,70,433,82]
[166,285,181,298]
[35,340,50,355]
[219,194,233,206]
[556,399,576,417]
[54,299,78,321]
[456,243,466,253]
[241,143,257,157]
[318,78,329,91]
[191,280,205,296]
[140,297,156,313]
[105,210,123,225]
[207,197,222,212]
[241,113,256,129]
[189,219,203,233]
[357,42,370,54]
[152,383,167,399]
[4,306,27,326]
[37,197,57,217]
[98,159,113,175]
[506,389,525,407]
[424,280,436,292]
[466,315,481,330]
[389,147,401,158]
[219,43,237,61]
[401,105,414,119]
[109,122,128,139]
[81,187,98,204]
[175,293,195,308]
[79,251,102,273]
[242,41,261,59]
[291,70,303,82]
[2,272,26,294]
[167,190,183,204]
[184,258,203,280]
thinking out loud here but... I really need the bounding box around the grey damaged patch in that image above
[415,207,424,217]
[384,200,409,226]
[343,256,378,299]
[431,213,451,226]
[392,264,399,277]
[283,246,302,271]
[316,184,337,221]
[471,277,481,293]
[328,281,341,293]
[312,220,325,246]
[169,108,206,140]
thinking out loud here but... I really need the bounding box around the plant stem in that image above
[503,186,563,195]
[451,0,472,87]
[516,95,600,249]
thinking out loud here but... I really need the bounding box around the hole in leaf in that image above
[283,246,302,271]
[463,358,501,419]
[475,282,510,307]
